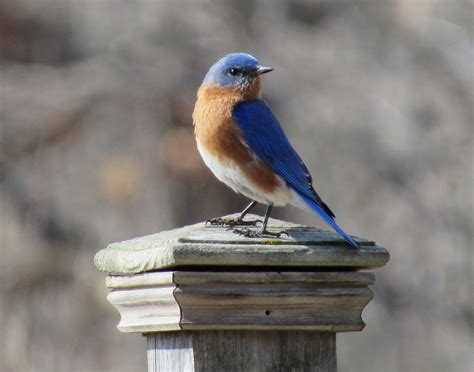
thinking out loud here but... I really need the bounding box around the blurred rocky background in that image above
[0,0,472,371]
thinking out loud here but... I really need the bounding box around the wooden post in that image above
[95,214,389,372]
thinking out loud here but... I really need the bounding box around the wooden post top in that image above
[94,215,389,334]
[94,214,389,275]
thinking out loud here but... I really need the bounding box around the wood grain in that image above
[147,331,336,372]
[106,272,181,332]
[94,214,389,275]
[105,271,374,333]
[174,271,373,332]
[147,332,194,372]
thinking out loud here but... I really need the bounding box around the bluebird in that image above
[193,53,360,249]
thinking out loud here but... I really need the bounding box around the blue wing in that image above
[232,99,360,249]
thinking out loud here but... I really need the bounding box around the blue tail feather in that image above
[301,195,361,249]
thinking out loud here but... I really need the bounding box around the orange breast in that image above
[193,84,281,193]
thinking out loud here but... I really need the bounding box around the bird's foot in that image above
[232,227,288,238]
[206,217,262,227]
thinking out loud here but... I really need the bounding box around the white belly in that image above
[197,142,295,206]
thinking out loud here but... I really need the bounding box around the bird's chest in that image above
[193,98,255,192]
[194,114,250,189]
[193,98,251,166]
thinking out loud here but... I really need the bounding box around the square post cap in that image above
[94,215,389,333]
[94,214,388,274]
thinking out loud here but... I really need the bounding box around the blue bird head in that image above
[203,53,273,88]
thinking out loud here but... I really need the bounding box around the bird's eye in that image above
[228,68,241,76]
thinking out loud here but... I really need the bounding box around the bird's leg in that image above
[259,203,273,234]
[207,201,261,227]
[233,204,288,238]
[237,200,259,222]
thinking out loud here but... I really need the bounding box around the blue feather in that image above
[233,99,360,249]
[300,194,361,249]
[233,100,313,200]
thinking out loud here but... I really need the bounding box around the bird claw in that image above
[206,217,226,226]
[207,217,262,227]
[232,228,288,238]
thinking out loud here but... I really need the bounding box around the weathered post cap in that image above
[94,215,389,333]
[94,214,388,274]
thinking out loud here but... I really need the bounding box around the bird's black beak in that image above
[256,66,273,75]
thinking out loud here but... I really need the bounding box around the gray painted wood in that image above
[94,214,389,275]
[106,272,181,332]
[95,216,390,372]
[147,331,194,372]
[147,331,336,372]
[105,271,375,333]
[174,271,374,332]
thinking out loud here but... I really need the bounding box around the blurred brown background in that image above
[0,0,472,371]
